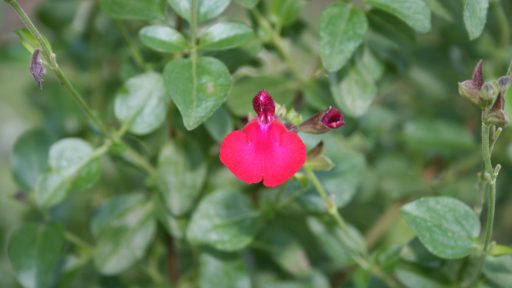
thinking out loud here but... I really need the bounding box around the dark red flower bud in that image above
[253,90,275,125]
[299,107,345,134]
[472,59,484,89]
[321,107,344,129]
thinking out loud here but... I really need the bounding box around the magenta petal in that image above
[219,120,306,187]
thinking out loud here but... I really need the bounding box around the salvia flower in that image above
[299,107,344,134]
[219,90,306,187]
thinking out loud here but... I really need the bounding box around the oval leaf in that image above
[187,190,262,251]
[164,57,232,130]
[114,72,168,135]
[199,250,251,288]
[463,0,489,40]
[320,4,368,72]
[401,196,480,259]
[100,0,165,20]
[35,138,101,208]
[366,0,431,33]
[93,194,156,275]
[235,0,259,8]
[8,223,64,288]
[139,25,188,53]
[204,106,234,142]
[169,0,231,24]
[199,22,253,51]
[10,129,52,191]
[269,0,306,28]
[157,138,207,216]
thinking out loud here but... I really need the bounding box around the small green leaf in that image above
[114,72,168,135]
[320,4,367,72]
[164,57,232,130]
[35,138,101,208]
[234,0,259,8]
[10,129,52,191]
[463,0,489,40]
[92,194,156,275]
[227,76,296,116]
[168,0,231,24]
[395,263,451,288]
[199,22,253,51]
[269,0,306,28]
[366,0,431,33]
[139,25,188,53]
[157,138,207,216]
[187,190,262,251]
[331,62,377,117]
[483,255,512,287]
[15,28,51,54]
[401,196,480,259]
[490,244,512,257]
[100,0,165,20]
[204,106,233,142]
[199,250,251,288]
[8,223,64,288]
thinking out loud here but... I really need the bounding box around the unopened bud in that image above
[253,90,275,124]
[30,48,45,89]
[481,82,497,105]
[299,107,344,134]
[458,80,481,105]
[497,76,511,92]
[472,60,484,89]
[487,91,509,127]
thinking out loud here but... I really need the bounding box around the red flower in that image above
[220,90,306,187]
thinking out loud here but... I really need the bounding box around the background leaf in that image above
[10,129,52,191]
[157,138,207,216]
[100,0,165,20]
[320,4,368,72]
[401,196,480,259]
[187,190,262,251]
[168,0,231,23]
[199,22,253,51]
[8,223,64,288]
[93,194,156,275]
[269,0,306,28]
[366,0,432,33]
[164,57,232,130]
[114,72,168,135]
[199,250,251,288]
[139,25,188,53]
[204,106,234,142]
[463,0,489,40]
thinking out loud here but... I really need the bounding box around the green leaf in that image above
[319,4,367,72]
[157,138,207,216]
[114,72,168,135]
[490,244,512,257]
[425,0,453,22]
[139,25,188,53]
[92,194,156,275]
[366,0,431,33]
[187,190,262,251]
[401,196,480,259]
[100,0,165,20]
[199,22,253,51]
[164,57,232,130]
[168,0,231,24]
[16,28,51,54]
[199,250,251,288]
[483,255,512,287]
[8,223,64,288]
[331,62,377,117]
[261,228,311,277]
[204,106,233,142]
[234,0,259,8]
[35,138,101,208]
[10,129,52,191]
[401,120,475,154]
[307,217,366,268]
[395,263,451,288]
[463,0,489,40]
[269,0,306,28]
[227,76,296,116]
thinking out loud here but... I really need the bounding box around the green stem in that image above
[303,166,401,288]
[190,0,198,109]
[65,231,93,254]
[115,21,147,71]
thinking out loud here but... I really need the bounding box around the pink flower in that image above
[219,90,306,187]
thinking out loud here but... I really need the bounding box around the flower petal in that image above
[220,120,306,187]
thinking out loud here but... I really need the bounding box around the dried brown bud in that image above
[472,60,484,89]
[299,107,344,134]
[458,80,481,105]
[30,48,45,89]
